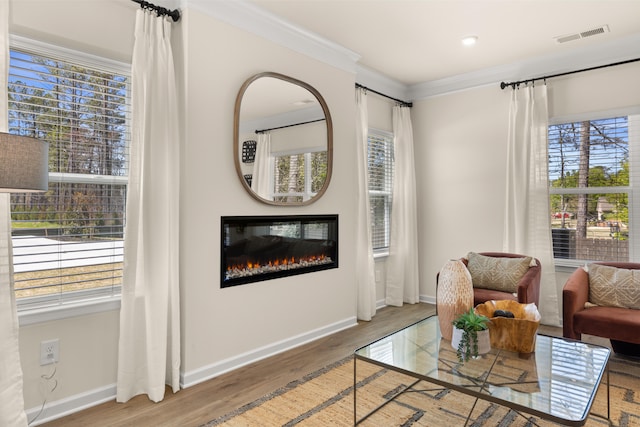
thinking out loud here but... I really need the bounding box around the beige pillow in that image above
[588,264,640,309]
[466,252,532,293]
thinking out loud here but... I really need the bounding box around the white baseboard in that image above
[28,308,433,424]
[180,316,358,388]
[25,316,357,425]
[421,294,436,305]
[26,383,116,426]
[376,295,435,309]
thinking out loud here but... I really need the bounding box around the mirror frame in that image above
[233,72,333,206]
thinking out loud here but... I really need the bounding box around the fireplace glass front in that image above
[221,215,338,287]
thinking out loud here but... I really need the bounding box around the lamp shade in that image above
[0,133,49,192]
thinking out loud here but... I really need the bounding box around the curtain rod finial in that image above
[168,9,180,22]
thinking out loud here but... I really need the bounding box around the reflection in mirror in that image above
[234,72,333,206]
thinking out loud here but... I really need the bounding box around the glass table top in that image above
[354,315,610,425]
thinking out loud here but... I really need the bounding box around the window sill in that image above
[18,296,121,326]
[373,249,389,259]
[553,258,589,274]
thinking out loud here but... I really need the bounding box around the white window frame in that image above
[548,108,640,268]
[10,36,131,324]
[272,146,326,202]
[367,129,394,257]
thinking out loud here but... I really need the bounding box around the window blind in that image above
[8,45,130,310]
[549,114,640,263]
[367,131,394,250]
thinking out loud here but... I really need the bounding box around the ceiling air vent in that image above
[555,25,609,44]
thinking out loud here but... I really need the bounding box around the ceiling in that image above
[248,0,640,88]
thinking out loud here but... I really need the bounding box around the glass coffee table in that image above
[354,315,610,426]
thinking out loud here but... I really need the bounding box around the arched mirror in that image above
[234,72,333,206]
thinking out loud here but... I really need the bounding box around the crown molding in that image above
[182,1,639,101]
[409,33,640,99]
[10,35,130,75]
[184,0,360,75]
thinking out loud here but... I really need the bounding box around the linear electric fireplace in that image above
[221,215,338,288]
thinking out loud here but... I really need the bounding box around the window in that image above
[548,113,640,264]
[272,149,327,203]
[8,38,130,311]
[270,221,330,240]
[367,130,394,252]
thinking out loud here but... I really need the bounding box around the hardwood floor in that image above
[41,303,437,427]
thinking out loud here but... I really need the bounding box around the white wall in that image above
[11,1,359,421]
[178,8,358,376]
[269,121,326,152]
[368,94,393,133]
[9,0,136,64]
[238,121,327,179]
[413,84,509,301]
[413,62,640,314]
[548,61,640,118]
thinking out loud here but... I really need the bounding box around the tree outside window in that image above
[549,116,632,262]
[8,45,129,309]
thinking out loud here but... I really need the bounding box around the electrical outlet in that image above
[40,339,59,366]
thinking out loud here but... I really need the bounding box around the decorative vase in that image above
[437,259,474,340]
[451,327,491,356]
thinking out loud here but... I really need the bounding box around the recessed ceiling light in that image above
[461,35,478,46]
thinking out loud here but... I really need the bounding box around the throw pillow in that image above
[466,252,532,293]
[588,264,640,309]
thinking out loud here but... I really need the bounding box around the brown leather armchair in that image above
[437,252,541,307]
[562,262,640,349]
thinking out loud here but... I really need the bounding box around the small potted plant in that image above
[451,308,491,362]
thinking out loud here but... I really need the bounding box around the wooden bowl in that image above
[475,300,541,353]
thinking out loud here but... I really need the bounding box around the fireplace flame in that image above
[226,254,332,281]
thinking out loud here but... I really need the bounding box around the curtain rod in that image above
[255,118,325,134]
[131,0,181,22]
[355,83,412,108]
[500,57,640,90]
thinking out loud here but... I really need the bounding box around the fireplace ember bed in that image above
[221,215,338,288]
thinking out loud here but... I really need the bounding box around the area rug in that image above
[204,353,640,427]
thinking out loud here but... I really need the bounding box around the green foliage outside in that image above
[274,151,327,200]
[8,50,128,240]
[11,221,60,229]
[549,118,629,238]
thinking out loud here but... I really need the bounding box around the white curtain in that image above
[386,105,420,306]
[0,2,28,425]
[355,88,376,320]
[117,9,181,403]
[251,132,272,199]
[504,84,560,326]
